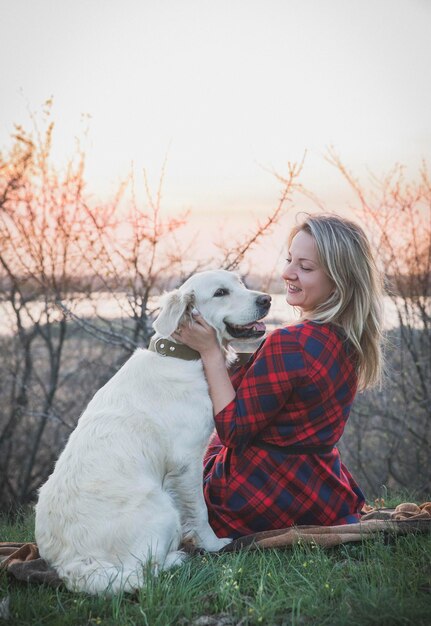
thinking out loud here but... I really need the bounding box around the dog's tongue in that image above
[242,321,266,331]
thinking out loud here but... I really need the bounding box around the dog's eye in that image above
[213,288,229,297]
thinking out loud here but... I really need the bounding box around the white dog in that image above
[35,270,271,594]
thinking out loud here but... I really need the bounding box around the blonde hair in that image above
[289,214,384,390]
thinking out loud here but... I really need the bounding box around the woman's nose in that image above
[282,263,296,280]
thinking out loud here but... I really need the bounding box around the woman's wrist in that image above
[200,343,225,364]
[200,345,235,414]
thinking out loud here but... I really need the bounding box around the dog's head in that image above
[152,269,271,344]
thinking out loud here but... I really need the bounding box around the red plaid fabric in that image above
[203,321,365,538]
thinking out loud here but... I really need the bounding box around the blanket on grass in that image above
[1,502,430,588]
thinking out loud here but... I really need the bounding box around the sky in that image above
[1,0,430,270]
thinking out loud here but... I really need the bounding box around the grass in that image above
[1,496,430,626]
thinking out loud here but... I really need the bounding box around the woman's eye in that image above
[301,266,312,272]
[285,258,292,264]
[214,288,229,297]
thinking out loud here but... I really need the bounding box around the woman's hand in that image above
[173,310,235,414]
[172,310,220,357]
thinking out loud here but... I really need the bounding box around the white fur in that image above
[35,270,270,594]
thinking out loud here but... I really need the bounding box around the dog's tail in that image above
[58,559,145,595]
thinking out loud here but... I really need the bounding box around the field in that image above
[1,496,430,626]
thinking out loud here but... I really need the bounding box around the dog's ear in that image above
[152,290,195,337]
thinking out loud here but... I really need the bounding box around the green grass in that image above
[1,498,430,625]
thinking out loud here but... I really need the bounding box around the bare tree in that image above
[0,107,98,507]
[328,151,431,496]
[0,107,299,511]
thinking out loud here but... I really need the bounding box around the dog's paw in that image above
[163,550,188,569]
[202,536,232,552]
[216,537,232,549]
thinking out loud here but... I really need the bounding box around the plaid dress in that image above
[203,321,365,538]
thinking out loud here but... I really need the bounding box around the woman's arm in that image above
[172,312,235,415]
[174,314,306,448]
[200,348,236,415]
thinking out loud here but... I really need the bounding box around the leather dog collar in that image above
[148,337,201,361]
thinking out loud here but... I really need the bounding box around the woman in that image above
[174,214,384,538]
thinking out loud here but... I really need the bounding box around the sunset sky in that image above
[1,0,430,270]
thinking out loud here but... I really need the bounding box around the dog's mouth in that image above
[224,319,267,339]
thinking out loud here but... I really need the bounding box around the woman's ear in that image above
[152,290,195,337]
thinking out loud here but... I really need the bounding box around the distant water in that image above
[0,292,425,337]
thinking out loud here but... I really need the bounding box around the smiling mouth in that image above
[288,284,302,293]
[224,319,267,339]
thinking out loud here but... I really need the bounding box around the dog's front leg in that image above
[172,462,231,551]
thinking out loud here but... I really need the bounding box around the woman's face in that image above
[282,230,335,314]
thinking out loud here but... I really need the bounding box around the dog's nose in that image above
[256,294,272,308]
